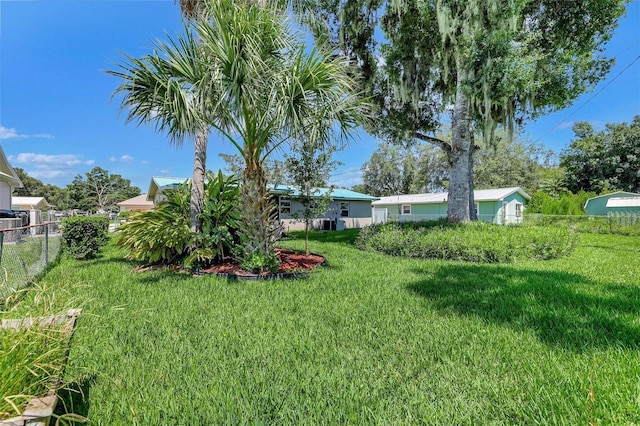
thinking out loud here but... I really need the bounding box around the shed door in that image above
[373,208,387,224]
[504,200,522,224]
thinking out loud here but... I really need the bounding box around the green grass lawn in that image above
[15,230,640,424]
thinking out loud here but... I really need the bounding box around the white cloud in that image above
[156,168,172,175]
[0,126,27,140]
[32,133,55,140]
[8,152,95,183]
[29,169,70,179]
[0,126,53,140]
[109,154,135,163]
[11,153,93,167]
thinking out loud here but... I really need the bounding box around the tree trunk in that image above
[240,155,278,263]
[190,127,207,233]
[468,134,477,221]
[447,71,472,223]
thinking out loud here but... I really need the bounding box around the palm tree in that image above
[109,0,369,269]
[175,0,207,234]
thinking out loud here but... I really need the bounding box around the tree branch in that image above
[415,132,450,153]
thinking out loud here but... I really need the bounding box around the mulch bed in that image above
[200,249,325,279]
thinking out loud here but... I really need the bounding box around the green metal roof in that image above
[147,176,190,199]
[153,177,190,188]
[270,185,378,201]
[147,178,378,201]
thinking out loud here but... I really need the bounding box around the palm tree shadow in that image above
[407,264,640,352]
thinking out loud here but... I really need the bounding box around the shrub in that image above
[116,171,240,268]
[240,251,280,274]
[356,220,578,263]
[118,210,136,221]
[61,216,109,260]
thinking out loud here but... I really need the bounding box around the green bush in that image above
[118,210,136,221]
[116,171,240,268]
[356,221,578,262]
[61,216,109,260]
[527,190,596,215]
[240,251,280,274]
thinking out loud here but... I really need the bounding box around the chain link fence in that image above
[0,222,62,305]
[525,213,640,236]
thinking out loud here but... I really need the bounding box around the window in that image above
[279,198,291,215]
[402,204,411,215]
[340,202,349,217]
[515,203,522,217]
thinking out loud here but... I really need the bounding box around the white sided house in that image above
[0,145,24,229]
[0,145,23,210]
[373,187,530,225]
[117,194,154,212]
[11,196,51,211]
[11,196,51,228]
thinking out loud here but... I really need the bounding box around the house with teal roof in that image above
[272,185,379,230]
[147,176,190,204]
[146,177,378,230]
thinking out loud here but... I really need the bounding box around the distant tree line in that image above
[13,166,141,212]
[355,116,640,215]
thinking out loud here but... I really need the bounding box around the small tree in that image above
[285,140,339,255]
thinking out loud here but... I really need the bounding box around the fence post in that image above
[0,232,3,268]
[45,223,49,264]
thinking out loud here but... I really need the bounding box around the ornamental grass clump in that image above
[0,282,81,421]
[356,220,578,262]
[0,326,67,420]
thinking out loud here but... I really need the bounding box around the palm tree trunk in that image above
[190,127,207,233]
[240,156,277,262]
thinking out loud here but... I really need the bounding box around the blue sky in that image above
[1,1,638,192]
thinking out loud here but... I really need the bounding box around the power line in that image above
[533,53,640,144]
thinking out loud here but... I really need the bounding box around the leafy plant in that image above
[116,171,240,268]
[239,251,280,274]
[61,216,109,260]
[117,210,136,221]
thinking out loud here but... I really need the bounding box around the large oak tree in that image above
[311,0,628,221]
